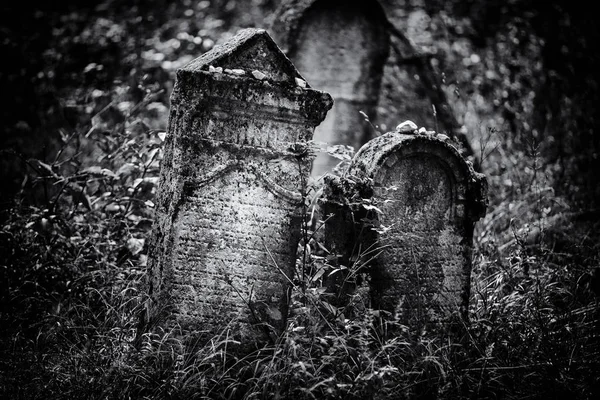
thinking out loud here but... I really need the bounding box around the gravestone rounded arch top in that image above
[271,0,390,176]
[347,130,487,328]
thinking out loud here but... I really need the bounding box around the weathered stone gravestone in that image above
[147,28,332,345]
[271,0,390,176]
[327,124,487,330]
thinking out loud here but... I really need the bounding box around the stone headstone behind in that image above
[347,127,487,330]
[147,28,332,346]
[271,0,390,176]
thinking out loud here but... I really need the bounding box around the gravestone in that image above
[147,28,332,345]
[271,0,390,176]
[340,125,487,330]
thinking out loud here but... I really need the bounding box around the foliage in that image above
[1,1,600,399]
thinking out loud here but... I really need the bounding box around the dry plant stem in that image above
[297,155,309,296]
[262,239,295,287]
[124,143,160,215]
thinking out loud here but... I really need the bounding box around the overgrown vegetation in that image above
[1,1,599,399]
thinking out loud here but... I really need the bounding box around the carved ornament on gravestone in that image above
[271,0,390,176]
[147,28,332,345]
[343,125,487,329]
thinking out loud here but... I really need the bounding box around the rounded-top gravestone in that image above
[271,0,390,176]
[345,124,487,330]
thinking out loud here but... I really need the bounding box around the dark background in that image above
[2,0,600,211]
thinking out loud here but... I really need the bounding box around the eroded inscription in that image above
[373,155,465,323]
[337,131,487,329]
[171,173,296,327]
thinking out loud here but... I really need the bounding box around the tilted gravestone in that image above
[147,28,332,345]
[325,124,487,331]
[271,0,390,176]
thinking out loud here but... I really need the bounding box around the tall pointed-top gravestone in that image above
[271,0,390,176]
[147,28,332,346]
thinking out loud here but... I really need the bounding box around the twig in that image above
[261,238,295,287]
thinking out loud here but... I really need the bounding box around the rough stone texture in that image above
[270,0,390,176]
[344,128,487,329]
[147,28,332,345]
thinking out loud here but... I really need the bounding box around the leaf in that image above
[133,177,158,189]
[145,148,160,166]
[320,300,338,316]
[117,163,139,178]
[329,266,348,276]
[362,204,383,214]
[84,166,117,179]
[310,267,326,283]
[83,166,103,174]
[100,169,118,178]
[326,145,354,161]
[126,119,150,136]
[266,306,282,321]
[36,160,55,176]
[126,238,145,256]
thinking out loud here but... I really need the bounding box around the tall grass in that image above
[1,62,599,400]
